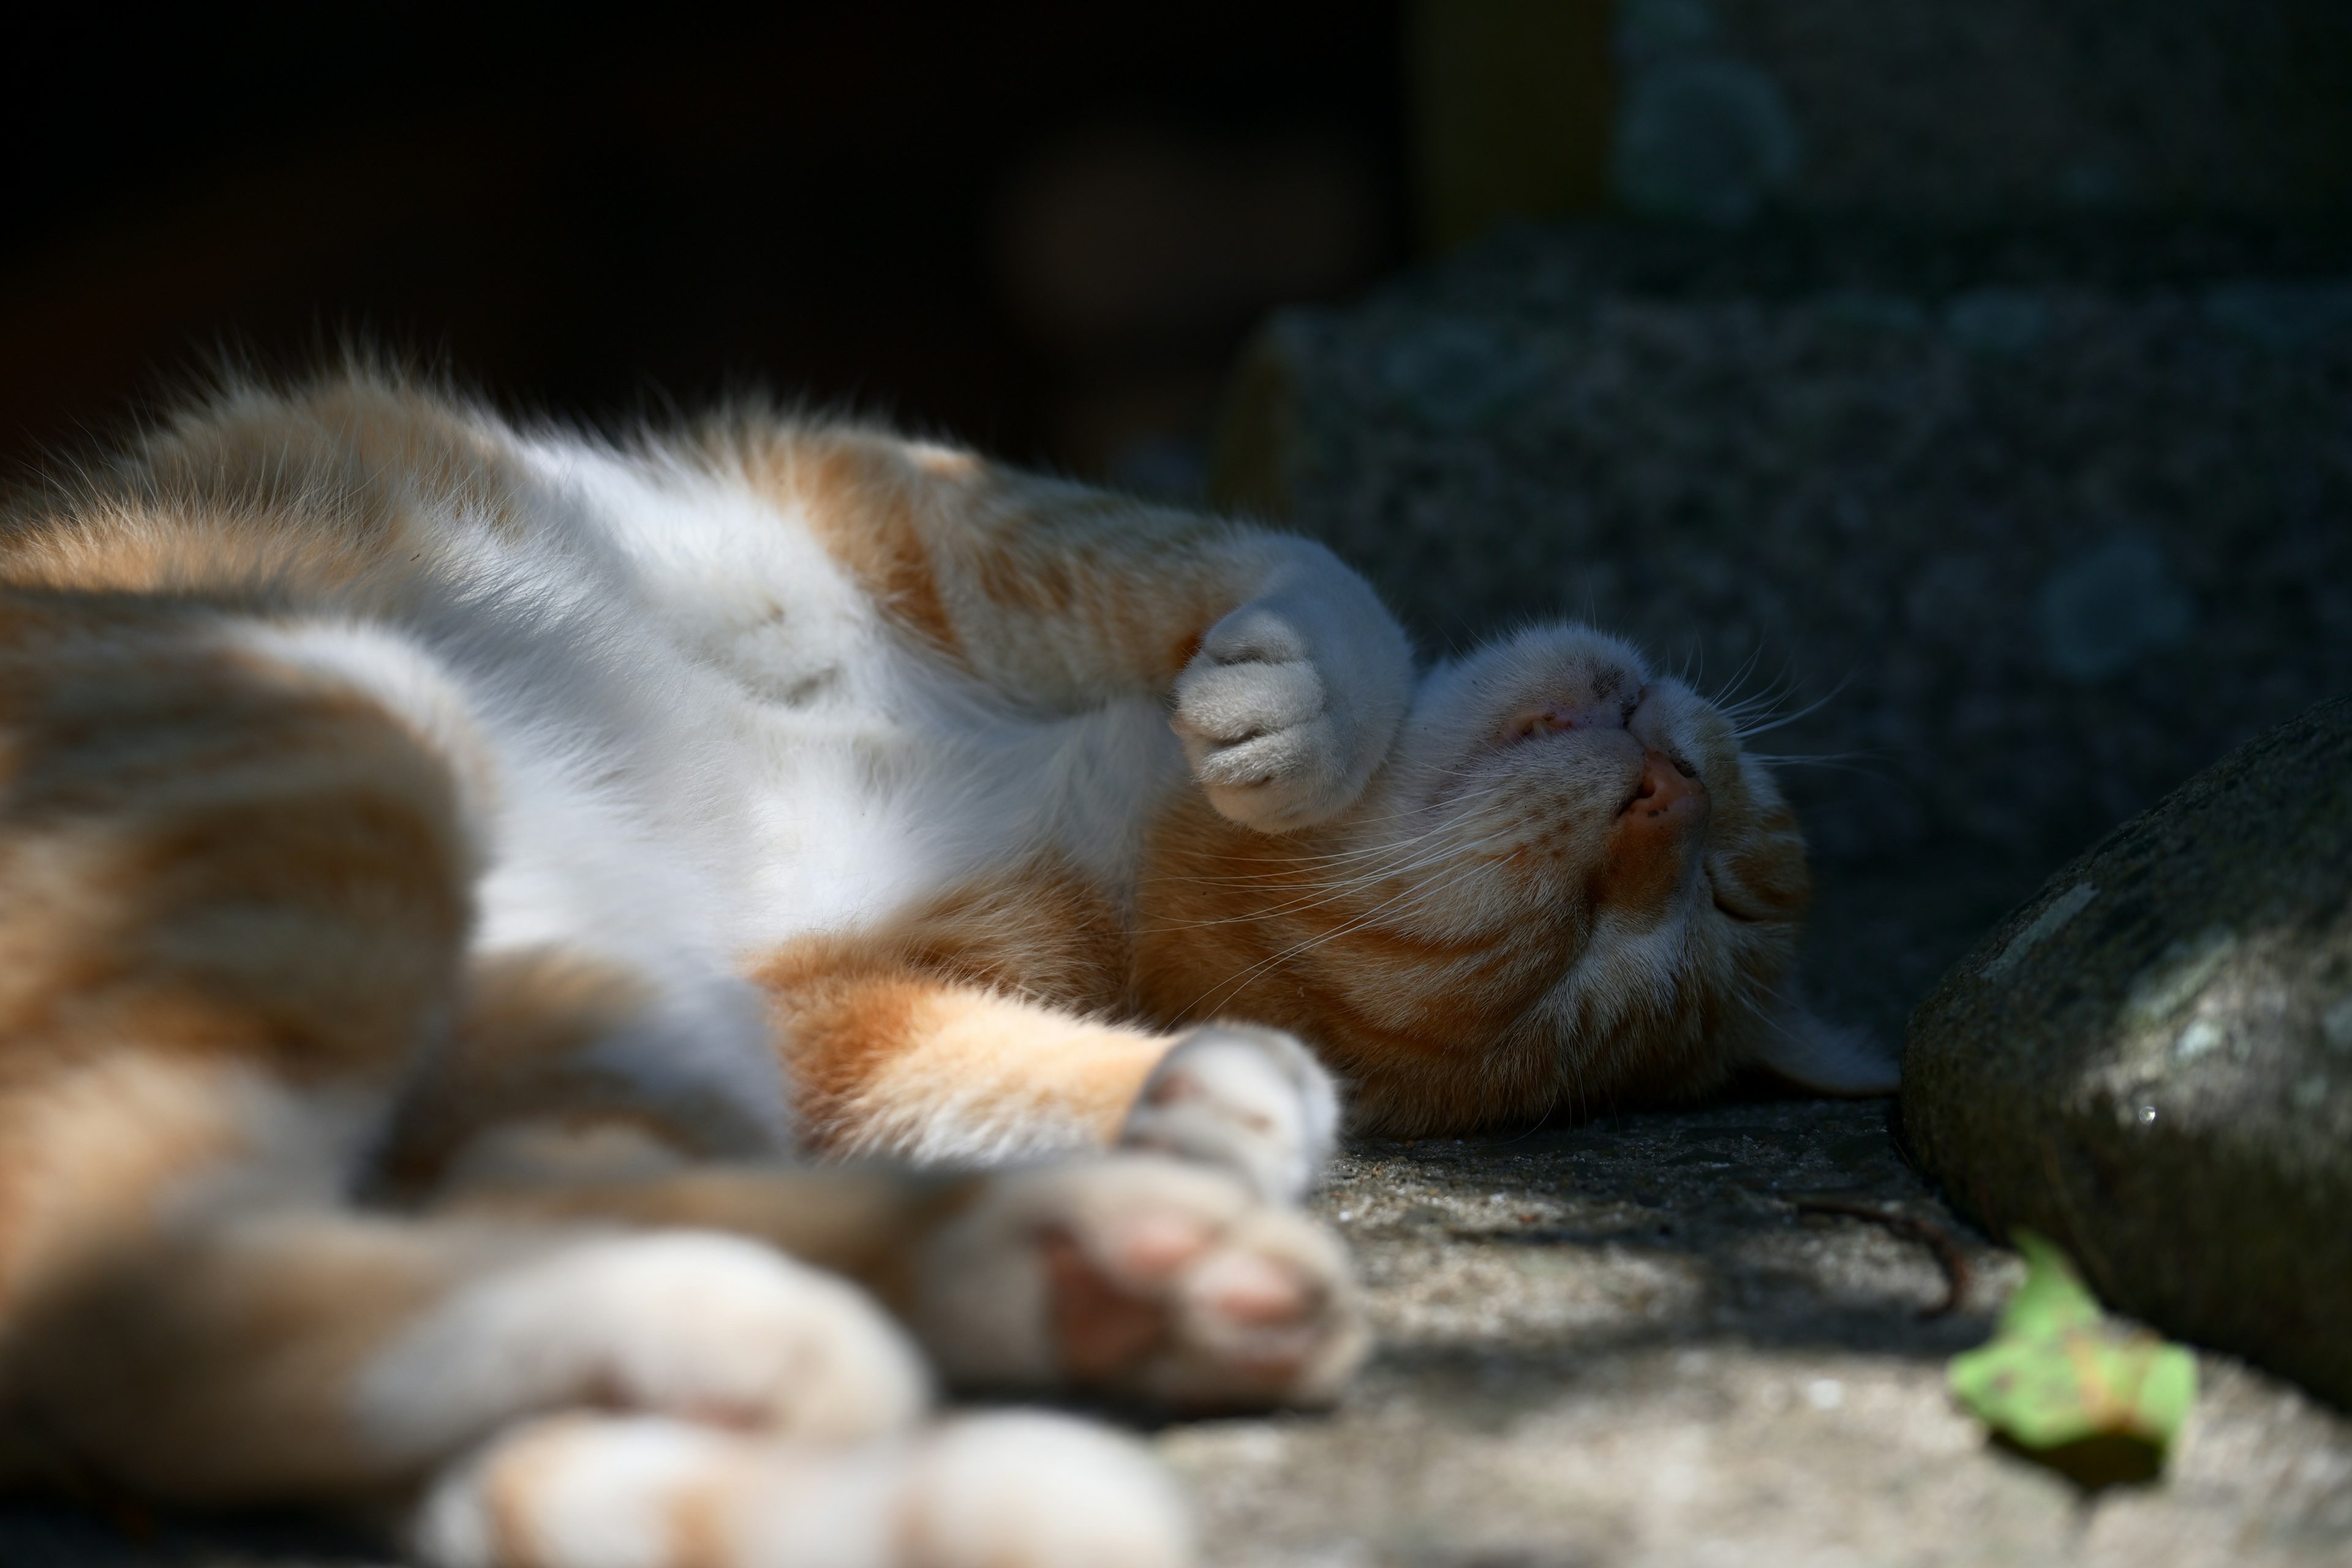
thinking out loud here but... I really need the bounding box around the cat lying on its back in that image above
[0,370,1888,1568]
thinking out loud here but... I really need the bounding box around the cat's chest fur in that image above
[505,438,1185,959]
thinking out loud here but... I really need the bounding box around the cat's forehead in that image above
[1433,623,1651,699]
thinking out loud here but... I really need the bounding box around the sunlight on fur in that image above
[0,367,1885,1567]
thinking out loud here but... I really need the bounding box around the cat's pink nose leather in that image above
[1620,751,1706,828]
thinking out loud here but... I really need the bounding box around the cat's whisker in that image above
[1141,824,1520,930]
[1741,752,1890,780]
[1142,790,1517,887]
[1730,669,1853,741]
[1706,641,1766,707]
[1730,987,1815,1052]
[1174,822,1487,876]
[1154,785,1515,873]
[1177,854,1513,1018]
[1268,824,1523,896]
[1141,832,1479,897]
[1706,648,1804,733]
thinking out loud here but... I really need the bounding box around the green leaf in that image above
[1991,1229,2103,1340]
[1948,1228,2197,1488]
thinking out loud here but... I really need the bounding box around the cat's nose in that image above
[1619,750,1706,827]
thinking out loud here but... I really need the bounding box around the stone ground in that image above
[1173,1102,2352,1567]
[10,1098,2350,1566]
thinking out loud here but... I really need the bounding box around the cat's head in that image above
[1137,623,1893,1135]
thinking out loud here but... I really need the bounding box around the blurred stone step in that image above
[1631,0,2352,225]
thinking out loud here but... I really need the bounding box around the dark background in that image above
[1,4,1408,489]
[12,2,2350,492]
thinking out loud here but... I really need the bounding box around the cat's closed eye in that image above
[1499,693,1638,743]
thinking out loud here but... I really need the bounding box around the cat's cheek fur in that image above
[1171,541,1412,834]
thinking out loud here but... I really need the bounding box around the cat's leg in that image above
[0,944,1190,1563]
[439,1150,1367,1415]
[14,1110,1200,1565]
[740,426,1414,829]
[755,942,1336,1202]
[0,1047,927,1504]
[0,601,927,1529]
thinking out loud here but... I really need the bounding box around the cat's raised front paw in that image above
[912,1155,1366,1411]
[1118,1025,1338,1205]
[1170,560,1410,832]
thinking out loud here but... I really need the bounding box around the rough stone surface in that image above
[1905,696,2352,1407]
[1171,1102,2352,1566]
[10,1102,2352,1567]
[1213,221,2352,1053]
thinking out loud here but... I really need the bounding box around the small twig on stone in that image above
[1792,1198,1971,1319]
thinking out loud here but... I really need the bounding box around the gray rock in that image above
[1904,696,2352,1407]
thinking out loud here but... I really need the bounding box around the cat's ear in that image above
[1748,998,1901,1095]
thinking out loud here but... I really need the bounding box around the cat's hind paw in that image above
[415,1410,1193,1568]
[912,1155,1367,1411]
[1118,1025,1338,1205]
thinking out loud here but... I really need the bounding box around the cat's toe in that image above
[1118,1024,1338,1204]
[889,1412,1195,1568]
[1055,1186,1365,1409]
[912,1156,1367,1411]
[1172,640,1354,833]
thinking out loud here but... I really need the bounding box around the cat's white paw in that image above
[1118,1025,1338,1205]
[885,1412,1194,1568]
[415,1411,1194,1568]
[911,1154,1366,1411]
[1172,604,1346,830]
[359,1232,931,1464]
[1170,552,1411,833]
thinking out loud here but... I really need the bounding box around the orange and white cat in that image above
[0,369,1888,1568]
